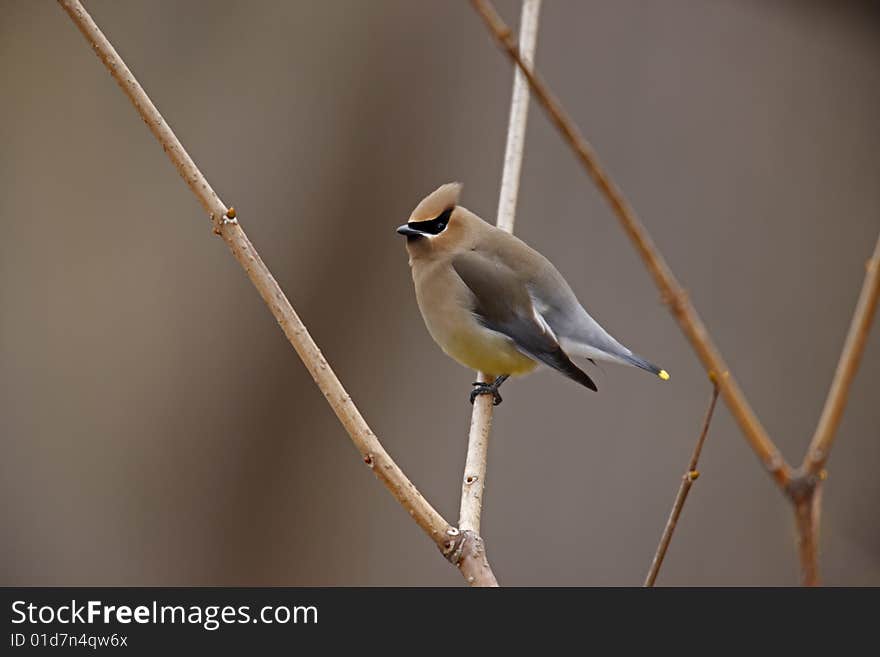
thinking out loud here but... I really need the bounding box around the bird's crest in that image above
[408,182,462,222]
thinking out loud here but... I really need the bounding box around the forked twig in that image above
[57,0,500,585]
[644,385,719,586]
[459,0,542,542]
[790,232,880,585]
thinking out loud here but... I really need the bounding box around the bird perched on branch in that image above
[397,183,669,405]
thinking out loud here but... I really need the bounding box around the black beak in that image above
[396,224,425,238]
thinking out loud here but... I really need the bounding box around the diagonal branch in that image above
[801,233,880,478]
[459,0,542,541]
[469,0,792,490]
[57,0,498,583]
[644,384,719,587]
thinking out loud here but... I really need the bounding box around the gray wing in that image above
[451,251,597,391]
[516,244,631,360]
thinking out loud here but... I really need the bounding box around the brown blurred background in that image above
[2,1,878,586]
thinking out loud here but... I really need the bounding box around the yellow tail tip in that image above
[658,369,670,381]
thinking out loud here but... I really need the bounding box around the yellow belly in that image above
[442,326,538,377]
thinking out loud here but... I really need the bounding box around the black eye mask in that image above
[407,207,453,235]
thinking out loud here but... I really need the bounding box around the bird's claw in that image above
[470,381,503,406]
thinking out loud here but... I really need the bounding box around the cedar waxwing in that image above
[397,183,669,405]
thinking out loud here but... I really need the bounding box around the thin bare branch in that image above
[494,0,541,235]
[802,233,880,477]
[469,0,792,490]
[459,377,497,534]
[793,485,823,586]
[644,385,719,587]
[459,0,542,538]
[56,0,472,572]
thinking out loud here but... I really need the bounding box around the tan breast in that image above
[409,256,537,377]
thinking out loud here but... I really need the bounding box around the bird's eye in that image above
[428,207,453,233]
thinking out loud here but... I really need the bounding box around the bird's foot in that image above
[470,382,502,405]
[469,375,509,406]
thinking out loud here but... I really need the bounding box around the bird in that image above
[396,182,669,405]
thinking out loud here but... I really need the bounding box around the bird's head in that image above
[397,182,467,258]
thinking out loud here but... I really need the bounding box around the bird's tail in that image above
[618,352,670,381]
